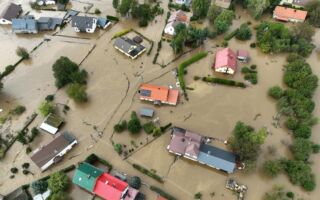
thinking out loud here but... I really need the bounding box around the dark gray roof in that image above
[140,107,154,117]
[71,16,96,31]
[0,3,22,21]
[114,37,146,58]
[12,17,38,33]
[4,188,29,200]
[30,132,77,169]
[198,144,236,173]
[65,10,79,19]
[37,17,63,31]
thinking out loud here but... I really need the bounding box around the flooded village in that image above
[0,0,320,200]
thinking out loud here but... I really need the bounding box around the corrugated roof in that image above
[198,144,236,173]
[71,16,96,30]
[12,17,37,32]
[140,107,154,117]
[72,162,104,192]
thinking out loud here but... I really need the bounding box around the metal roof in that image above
[198,144,236,173]
[0,3,22,21]
[71,16,96,30]
[72,162,103,192]
[12,17,37,32]
[139,107,154,117]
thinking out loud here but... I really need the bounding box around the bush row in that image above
[150,186,177,200]
[132,164,164,183]
[202,77,246,88]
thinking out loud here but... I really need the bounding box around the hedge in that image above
[150,186,177,200]
[224,29,238,41]
[178,52,208,94]
[147,41,154,56]
[112,29,131,39]
[85,153,113,171]
[202,77,246,88]
[107,15,119,21]
[132,164,164,183]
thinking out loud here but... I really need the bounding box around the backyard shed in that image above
[40,113,64,134]
[139,107,154,117]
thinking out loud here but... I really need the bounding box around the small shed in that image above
[40,113,64,134]
[237,50,249,62]
[139,107,154,118]
[133,35,143,44]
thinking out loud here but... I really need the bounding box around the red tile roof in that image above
[274,6,307,21]
[139,84,179,105]
[93,173,128,200]
[214,48,237,71]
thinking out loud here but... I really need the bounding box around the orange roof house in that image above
[138,84,179,106]
[273,6,307,23]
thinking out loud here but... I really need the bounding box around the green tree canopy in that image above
[128,176,141,189]
[228,121,267,162]
[207,4,221,23]
[214,10,234,34]
[66,83,88,103]
[192,0,211,18]
[118,0,133,16]
[248,0,270,19]
[48,172,70,193]
[113,0,119,9]
[128,111,142,134]
[48,191,71,200]
[291,138,313,161]
[31,180,48,195]
[262,160,283,178]
[38,101,54,117]
[291,22,315,42]
[305,0,320,27]
[235,23,252,41]
[52,56,87,88]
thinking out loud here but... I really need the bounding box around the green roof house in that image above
[72,162,103,192]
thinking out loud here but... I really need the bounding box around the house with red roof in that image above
[214,48,237,75]
[138,84,179,106]
[273,6,307,23]
[73,162,141,200]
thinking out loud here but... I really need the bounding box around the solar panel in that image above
[140,89,151,97]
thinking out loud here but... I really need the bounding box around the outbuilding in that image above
[237,50,249,62]
[0,3,22,25]
[40,113,64,134]
[139,107,155,118]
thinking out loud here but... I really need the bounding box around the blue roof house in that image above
[197,144,236,173]
[12,16,38,34]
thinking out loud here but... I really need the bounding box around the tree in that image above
[291,22,315,42]
[228,121,267,163]
[118,0,133,16]
[114,143,122,154]
[171,23,187,54]
[114,120,127,133]
[31,180,48,195]
[128,176,141,189]
[214,10,234,34]
[291,138,313,161]
[262,160,283,178]
[16,47,29,59]
[207,4,221,23]
[247,0,270,19]
[113,0,119,9]
[268,86,283,99]
[66,83,88,103]
[48,191,71,200]
[48,172,69,193]
[305,0,320,27]
[38,101,54,117]
[235,23,252,40]
[192,0,211,18]
[52,57,87,88]
[128,111,141,134]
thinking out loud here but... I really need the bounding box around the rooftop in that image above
[274,6,307,21]
[215,48,237,71]
[0,3,22,21]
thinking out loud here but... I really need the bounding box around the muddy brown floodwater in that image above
[0,0,319,199]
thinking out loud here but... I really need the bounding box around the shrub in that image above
[178,52,208,93]
[312,144,320,153]
[94,8,101,14]
[16,47,29,59]
[293,123,311,138]
[10,167,18,174]
[112,29,131,39]
[114,143,122,154]
[250,43,256,48]
[38,101,54,117]
[194,192,202,199]
[285,117,298,130]
[22,169,30,175]
[0,65,15,78]
[48,172,70,193]
[17,130,28,145]
[28,127,39,143]
[262,160,283,178]
[250,64,257,70]
[11,105,26,115]
[223,29,237,41]
[286,192,294,199]
[84,154,98,164]
[128,112,142,134]
[202,77,246,88]
[193,76,200,81]
[268,86,283,99]
[31,180,48,195]
[143,122,155,134]
[48,191,71,200]
[45,95,54,102]
[150,186,177,200]
[235,23,252,40]
[107,15,119,21]
[128,176,141,189]
[66,83,88,103]
[26,146,32,154]
[22,163,30,169]
[291,138,313,161]
[114,120,127,133]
